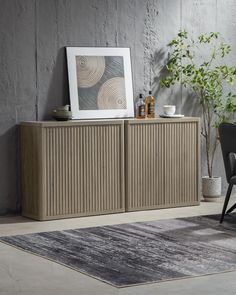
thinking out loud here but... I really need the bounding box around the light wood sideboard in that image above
[20,117,200,220]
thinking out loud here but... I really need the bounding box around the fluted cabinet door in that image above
[125,118,200,211]
[21,121,125,220]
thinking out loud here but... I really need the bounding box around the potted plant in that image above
[161,31,236,201]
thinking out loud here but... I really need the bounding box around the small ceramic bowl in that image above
[52,109,72,121]
[163,105,176,116]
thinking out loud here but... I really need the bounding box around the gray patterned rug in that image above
[1,214,236,287]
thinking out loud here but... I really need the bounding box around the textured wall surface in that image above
[0,0,235,214]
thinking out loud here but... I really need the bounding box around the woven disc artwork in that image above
[97,77,126,109]
[76,56,105,88]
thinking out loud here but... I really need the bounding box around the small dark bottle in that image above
[136,94,146,119]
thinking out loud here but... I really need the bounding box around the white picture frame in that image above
[66,47,134,119]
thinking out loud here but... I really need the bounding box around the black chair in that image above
[219,123,236,223]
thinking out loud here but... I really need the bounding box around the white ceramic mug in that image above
[163,105,176,116]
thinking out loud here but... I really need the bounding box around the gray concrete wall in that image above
[0,0,235,214]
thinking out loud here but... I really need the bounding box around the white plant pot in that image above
[202,176,222,202]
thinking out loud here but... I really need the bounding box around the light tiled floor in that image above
[0,197,236,295]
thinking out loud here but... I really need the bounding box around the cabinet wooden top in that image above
[125,117,200,124]
[20,117,200,127]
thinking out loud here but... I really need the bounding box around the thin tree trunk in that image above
[210,129,219,177]
[202,104,212,178]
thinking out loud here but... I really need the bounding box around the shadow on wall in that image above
[42,47,70,120]
[0,124,20,214]
[152,48,202,117]
[152,48,169,98]
[182,91,201,117]
[152,48,182,114]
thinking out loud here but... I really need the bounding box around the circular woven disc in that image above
[76,56,105,88]
[97,77,127,110]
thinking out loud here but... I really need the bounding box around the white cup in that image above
[163,105,176,116]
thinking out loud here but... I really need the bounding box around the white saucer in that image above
[159,114,185,118]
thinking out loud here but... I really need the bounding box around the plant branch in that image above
[161,31,236,177]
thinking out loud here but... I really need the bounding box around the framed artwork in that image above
[66,47,134,119]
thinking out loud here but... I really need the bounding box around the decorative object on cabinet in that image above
[163,105,176,116]
[145,91,155,118]
[52,105,72,121]
[20,118,200,221]
[66,47,134,119]
[135,94,146,119]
